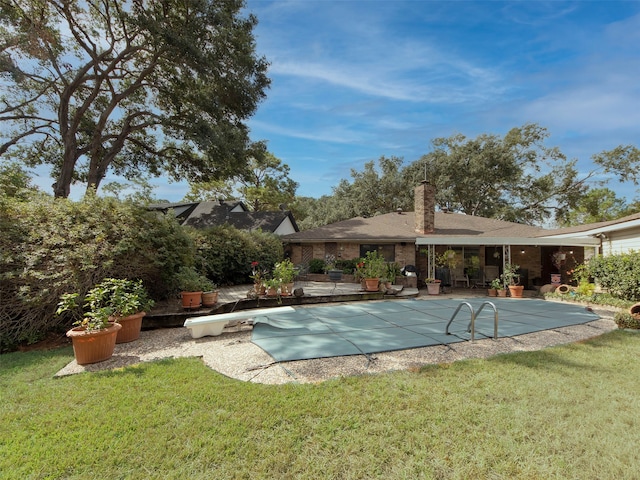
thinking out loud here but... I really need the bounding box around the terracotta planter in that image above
[487,288,497,297]
[630,303,640,316]
[66,323,122,365]
[254,283,266,295]
[364,278,380,292]
[112,311,145,344]
[496,289,507,297]
[266,287,278,297]
[202,291,219,307]
[181,291,202,309]
[508,285,524,298]
[426,283,440,295]
[280,282,295,296]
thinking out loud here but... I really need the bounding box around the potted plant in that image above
[488,278,501,297]
[84,278,154,343]
[263,277,281,297]
[175,266,215,309]
[386,262,402,285]
[361,250,386,292]
[202,284,219,307]
[250,261,266,294]
[274,259,297,295]
[57,291,122,365]
[425,278,441,295]
[502,263,523,298]
[324,254,343,282]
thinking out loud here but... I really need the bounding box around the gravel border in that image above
[55,303,619,384]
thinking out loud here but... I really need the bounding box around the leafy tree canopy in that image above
[0,0,270,198]
[298,124,639,228]
[183,148,298,211]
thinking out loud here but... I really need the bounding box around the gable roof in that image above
[149,200,299,234]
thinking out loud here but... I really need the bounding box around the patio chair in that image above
[452,266,469,288]
[294,263,310,286]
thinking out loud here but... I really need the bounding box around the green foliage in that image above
[361,250,386,279]
[337,258,359,274]
[0,194,193,351]
[385,262,402,281]
[501,263,520,286]
[614,312,640,329]
[190,225,283,286]
[588,251,640,301]
[273,259,296,283]
[175,267,215,293]
[1,0,269,198]
[309,258,326,274]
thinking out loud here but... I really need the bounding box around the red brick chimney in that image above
[414,181,435,234]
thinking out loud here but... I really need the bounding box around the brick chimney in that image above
[414,181,435,234]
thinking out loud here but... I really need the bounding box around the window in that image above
[359,244,395,262]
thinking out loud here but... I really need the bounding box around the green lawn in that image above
[1,330,639,479]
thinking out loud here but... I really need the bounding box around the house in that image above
[282,182,634,288]
[148,200,299,235]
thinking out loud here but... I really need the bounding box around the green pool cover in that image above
[251,298,600,362]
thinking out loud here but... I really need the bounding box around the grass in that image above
[1,331,640,479]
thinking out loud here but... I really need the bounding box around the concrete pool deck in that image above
[56,284,620,383]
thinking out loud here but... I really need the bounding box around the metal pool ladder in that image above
[446,301,499,342]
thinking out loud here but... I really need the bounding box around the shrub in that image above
[309,258,325,274]
[191,225,283,286]
[614,312,640,329]
[588,251,640,302]
[0,194,193,351]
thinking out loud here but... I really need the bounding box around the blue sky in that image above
[36,1,640,204]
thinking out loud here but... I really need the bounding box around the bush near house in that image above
[190,225,283,286]
[0,194,195,352]
[588,251,640,302]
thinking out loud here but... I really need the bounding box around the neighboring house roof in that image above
[540,211,640,238]
[149,200,299,234]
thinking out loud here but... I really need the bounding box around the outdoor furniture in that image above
[452,267,469,287]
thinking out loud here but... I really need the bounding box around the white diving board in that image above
[184,306,296,338]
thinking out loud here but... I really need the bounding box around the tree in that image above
[404,124,596,224]
[184,149,298,211]
[555,188,630,226]
[0,0,269,198]
[237,150,298,211]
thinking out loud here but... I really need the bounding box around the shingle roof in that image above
[283,211,546,242]
[541,211,640,236]
[180,201,298,233]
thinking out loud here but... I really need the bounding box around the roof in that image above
[283,210,547,243]
[149,200,299,234]
[541,211,640,238]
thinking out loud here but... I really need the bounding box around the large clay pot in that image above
[364,278,380,292]
[508,285,524,298]
[427,283,440,295]
[112,311,146,344]
[66,323,122,365]
[202,291,219,307]
[181,291,202,310]
[487,288,497,297]
[496,289,507,297]
[280,282,295,296]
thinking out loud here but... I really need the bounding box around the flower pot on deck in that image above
[364,278,380,292]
